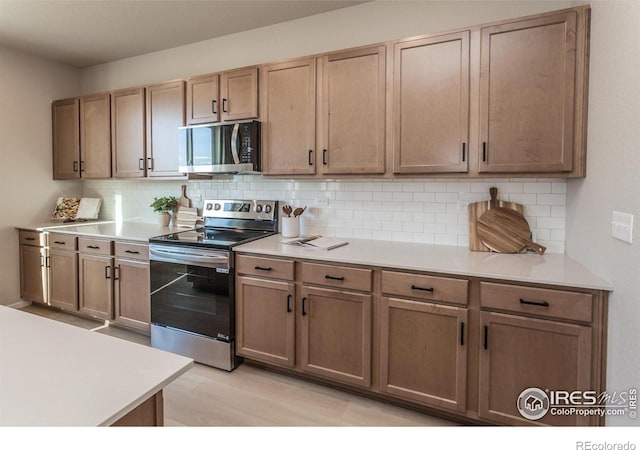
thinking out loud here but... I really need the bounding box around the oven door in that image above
[149,245,234,341]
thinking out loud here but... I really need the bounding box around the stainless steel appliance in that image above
[149,199,277,371]
[178,120,260,174]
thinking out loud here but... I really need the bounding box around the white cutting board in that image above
[76,198,102,219]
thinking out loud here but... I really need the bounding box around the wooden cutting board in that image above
[477,207,546,255]
[178,184,192,208]
[468,187,524,252]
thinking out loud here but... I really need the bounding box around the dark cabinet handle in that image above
[222,98,228,113]
[411,284,434,292]
[520,299,550,308]
[462,143,466,162]
[211,99,217,114]
[54,241,66,245]
[308,149,313,166]
[73,161,79,172]
[113,266,119,281]
[138,158,144,171]
[483,325,489,350]
[482,142,487,162]
[80,160,85,173]
[460,322,465,346]
[254,266,272,272]
[87,245,100,249]
[324,275,344,281]
[45,256,51,268]
[322,149,327,165]
[287,294,292,313]
[105,266,111,279]
[125,250,140,254]
[25,237,35,241]
[302,297,307,316]
[147,157,153,170]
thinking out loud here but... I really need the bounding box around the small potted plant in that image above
[150,196,178,227]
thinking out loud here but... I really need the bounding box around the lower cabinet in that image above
[78,253,114,320]
[301,285,372,388]
[48,234,79,311]
[236,276,296,367]
[380,296,468,412]
[113,241,151,332]
[19,239,48,304]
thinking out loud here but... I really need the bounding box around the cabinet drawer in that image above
[48,233,78,250]
[480,282,593,323]
[78,237,113,256]
[115,241,149,260]
[382,271,468,306]
[236,255,294,281]
[19,230,46,247]
[301,262,372,292]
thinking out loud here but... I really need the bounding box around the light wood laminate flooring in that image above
[19,303,456,427]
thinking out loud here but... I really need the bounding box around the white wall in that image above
[0,45,81,306]
[566,1,640,426]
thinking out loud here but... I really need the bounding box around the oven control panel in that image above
[203,199,277,221]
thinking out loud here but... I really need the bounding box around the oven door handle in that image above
[150,247,229,268]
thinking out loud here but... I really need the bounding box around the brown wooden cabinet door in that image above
[187,74,220,125]
[114,258,150,332]
[79,253,113,320]
[393,32,469,174]
[479,11,578,173]
[220,67,258,121]
[261,58,316,175]
[380,297,468,412]
[80,93,111,178]
[52,98,80,180]
[19,245,47,304]
[318,46,386,175]
[478,311,593,426]
[48,249,78,311]
[236,276,296,368]
[301,286,372,388]
[146,81,186,177]
[112,87,146,178]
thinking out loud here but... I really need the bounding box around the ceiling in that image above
[0,1,366,68]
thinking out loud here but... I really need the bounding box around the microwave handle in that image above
[230,123,240,164]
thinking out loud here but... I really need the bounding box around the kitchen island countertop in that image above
[234,234,613,291]
[0,305,193,426]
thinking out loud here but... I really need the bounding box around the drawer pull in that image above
[411,284,434,292]
[125,250,140,254]
[460,322,465,346]
[87,245,100,250]
[483,325,489,350]
[105,266,111,279]
[54,241,66,245]
[113,266,119,281]
[286,294,292,313]
[324,275,344,281]
[25,237,36,241]
[254,266,272,271]
[519,299,550,308]
[302,297,307,316]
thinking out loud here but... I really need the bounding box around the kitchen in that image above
[1,0,639,445]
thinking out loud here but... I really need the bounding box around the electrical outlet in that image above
[316,198,329,207]
[611,211,634,244]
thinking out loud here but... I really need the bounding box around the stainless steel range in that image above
[148,199,278,371]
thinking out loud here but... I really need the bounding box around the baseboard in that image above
[7,300,31,309]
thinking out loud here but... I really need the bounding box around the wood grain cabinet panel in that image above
[114,257,150,332]
[52,98,80,180]
[220,67,258,121]
[79,253,114,321]
[478,311,593,426]
[393,31,470,173]
[19,241,48,304]
[187,73,220,125]
[146,81,186,177]
[261,58,316,175]
[236,276,296,368]
[236,255,294,281]
[111,87,146,178]
[300,286,372,388]
[479,11,580,173]
[80,93,111,178]
[318,45,386,175]
[380,297,468,412]
[48,247,79,311]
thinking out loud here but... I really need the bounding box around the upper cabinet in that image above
[479,10,587,174]
[186,74,220,125]
[111,87,147,178]
[220,67,259,121]
[79,93,111,178]
[52,98,80,180]
[146,81,186,178]
[318,45,386,175]
[392,32,470,174]
[261,58,316,175]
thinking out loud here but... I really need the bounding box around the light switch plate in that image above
[611,211,634,243]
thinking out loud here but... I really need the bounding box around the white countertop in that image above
[0,306,193,426]
[16,220,181,242]
[234,235,613,291]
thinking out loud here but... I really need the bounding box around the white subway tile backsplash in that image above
[82,177,567,253]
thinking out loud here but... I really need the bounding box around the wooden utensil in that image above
[293,206,306,218]
[282,205,292,217]
[178,185,192,208]
[468,187,524,252]
[477,207,546,255]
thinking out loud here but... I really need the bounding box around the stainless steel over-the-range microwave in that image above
[178,120,260,174]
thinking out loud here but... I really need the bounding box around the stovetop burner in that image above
[150,227,275,249]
